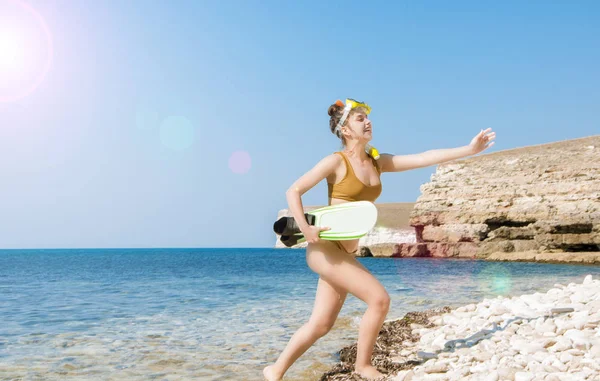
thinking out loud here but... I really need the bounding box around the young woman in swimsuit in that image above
[264,99,495,381]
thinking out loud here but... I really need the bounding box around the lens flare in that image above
[0,0,53,103]
[475,264,513,296]
[135,105,159,131]
[229,150,251,174]
[0,35,20,71]
[159,116,195,151]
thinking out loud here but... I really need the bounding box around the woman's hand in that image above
[302,225,331,244]
[469,128,496,154]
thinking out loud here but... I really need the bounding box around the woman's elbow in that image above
[286,186,302,198]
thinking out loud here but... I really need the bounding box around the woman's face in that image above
[343,110,372,142]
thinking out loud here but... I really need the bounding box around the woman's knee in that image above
[369,293,391,312]
[308,320,334,338]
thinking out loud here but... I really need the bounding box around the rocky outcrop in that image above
[274,203,416,254]
[397,135,600,260]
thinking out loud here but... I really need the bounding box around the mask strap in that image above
[333,103,352,138]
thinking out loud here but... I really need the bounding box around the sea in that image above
[1,248,600,381]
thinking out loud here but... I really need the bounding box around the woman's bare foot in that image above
[263,365,283,381]
[354,365,386,380]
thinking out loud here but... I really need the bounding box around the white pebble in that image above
[548,337,572,353]
[473,350,493,362]
[570,291,587,304]
[525,360,543,373]
[469,362,488,374]
[543,374,560,381]
[519,343,545,355]
[559,351,573,363]
[532,351,548,363]
[483,371,499,381]
[535,320,557,335]
[541,354,558,366]
[423,361,449,374]
[589,344,600,358]
[515,372,535,381]
[479,339,496,352]
[391,370,409,381]
[430,334,447,351]
[497,367,520,380]
[551,360,567,372]
[543,364,560,373]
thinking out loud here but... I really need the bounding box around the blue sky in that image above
[0,0,598,248]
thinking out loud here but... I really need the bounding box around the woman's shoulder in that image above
[324,151,344,160]
[312,153,345,176]
[301,153,344,182]
[310,152,343,169]
[320,152,344,167]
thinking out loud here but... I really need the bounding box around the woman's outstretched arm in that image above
[379,128,496,173]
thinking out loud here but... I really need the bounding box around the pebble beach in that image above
[322,275,600,381]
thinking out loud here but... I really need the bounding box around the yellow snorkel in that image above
[334,98,380,160]
[366,144,380,160]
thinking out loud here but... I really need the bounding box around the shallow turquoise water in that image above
[1,248,599,380]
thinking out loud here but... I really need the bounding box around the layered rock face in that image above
[397,135,600,259]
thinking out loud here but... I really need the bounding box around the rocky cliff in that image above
[397,135,600,262]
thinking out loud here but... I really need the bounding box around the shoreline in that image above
[369,248,600,266]
[320,275,600,381]
[277,244,600,266]
[482,251,600,266]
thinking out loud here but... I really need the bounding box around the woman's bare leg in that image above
[263,276,347,381]
[305,241,390,380]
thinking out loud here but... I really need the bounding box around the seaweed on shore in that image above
[319,306,452,381]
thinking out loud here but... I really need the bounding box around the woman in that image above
[264,99,495,380]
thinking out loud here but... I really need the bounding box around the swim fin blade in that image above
[273,213,316,236]
[274,201,378,245]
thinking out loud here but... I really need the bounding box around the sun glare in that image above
[0,33,21,71]
[0,0,53,103]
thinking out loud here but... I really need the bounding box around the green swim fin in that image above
[273,201,378,242]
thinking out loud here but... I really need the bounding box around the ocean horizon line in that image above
[0,246,279,251]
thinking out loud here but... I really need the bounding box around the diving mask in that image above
[333,98,380,160]
[334,98,371,132]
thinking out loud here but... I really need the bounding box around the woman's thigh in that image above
[306,240,389,306]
